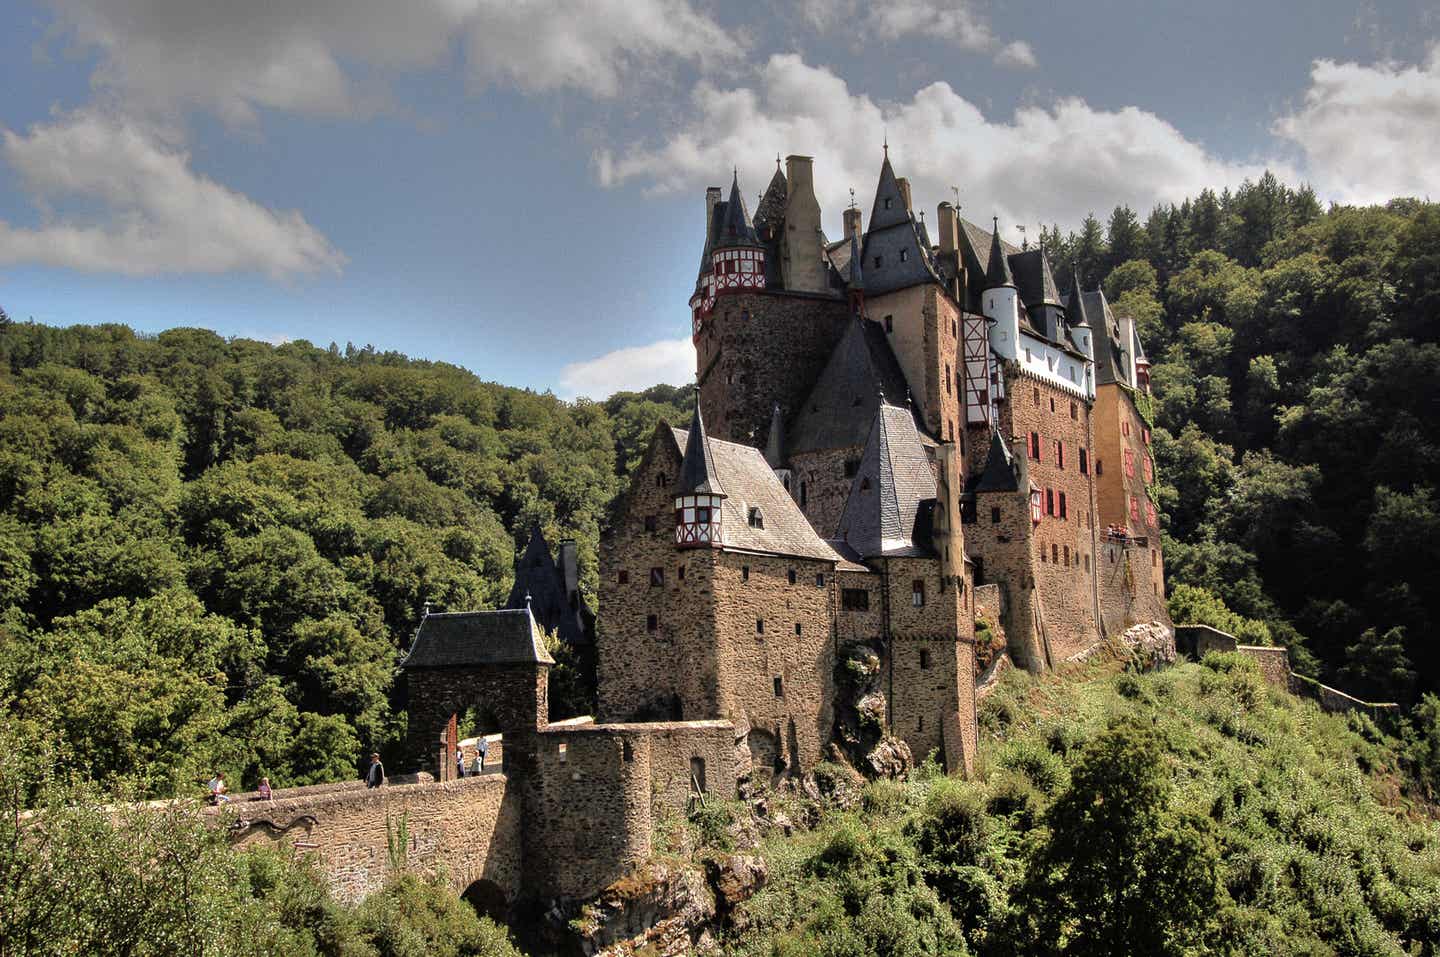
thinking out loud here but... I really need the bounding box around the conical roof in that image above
[717,171,760,248]
[678,399,726,496]
[836,402,938,558]
[764,402,786,469]
[985,217,1014,288]
[1067,267,1091,327]
[867,152,909,231]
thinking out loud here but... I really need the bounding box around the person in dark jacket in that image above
[365,753,385,788]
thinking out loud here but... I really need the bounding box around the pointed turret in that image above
[718,170,760,248]
[970,430,1019,493]
[1067,266,1096,366]
[1066,265,1091,327]
[868,150,909,231]
[753,162,788,236]
[985,217,1014,288]
[675,394,725,548]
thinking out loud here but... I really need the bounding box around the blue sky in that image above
[2,0,1438,398]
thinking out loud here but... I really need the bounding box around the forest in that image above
[1,176,1439,800]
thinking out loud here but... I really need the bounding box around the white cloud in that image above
[558,336,695,399]
[799,0,1034,67]
[1274,46,1440,204]
[43,0,736,122]
[0,111,345,278]
[596,55,1288,238]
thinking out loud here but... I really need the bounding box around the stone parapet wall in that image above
[1235,645,1291,690]
[221,775,521,905]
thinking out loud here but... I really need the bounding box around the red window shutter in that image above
[1130,495,1140,521]
[1124,449,1135,478]
[1143,456,1153,483]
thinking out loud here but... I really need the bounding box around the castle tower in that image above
[710,171,766,298]
[980,217,1020,362]
[675,399,726,548]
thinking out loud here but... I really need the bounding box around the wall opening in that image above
[690,757,707,795]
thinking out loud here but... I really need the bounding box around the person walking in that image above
[257,777,273,801]
[456,748,466,779]
[477,735,490,773]
[365,753,385,788]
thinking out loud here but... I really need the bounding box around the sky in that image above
[1,1,1438,399]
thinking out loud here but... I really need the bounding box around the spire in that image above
[764,402,786,469]
[985,216,1014,288]
[973,430,1019,493]
[678,392,725,496]
[718,170,760,247]
[754,164,788,230]
[1068,264,1091,327]
[868,149,908,231]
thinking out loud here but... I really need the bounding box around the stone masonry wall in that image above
[791,445,862,540]
[1235,645,1292,690]
[833,568,883,643]
[697,291,851,446]
[970,477,1048,671]
[598,432,722,723]
[712,552,836,774]
[405,664,548,774]
[223,775,522,905]
[623,719,738,808]
[865,285,965,444]
[1093,383,1166,619]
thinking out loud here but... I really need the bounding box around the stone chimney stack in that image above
[843,206,862,241]
[937,202,964,302]
[704,186,722,228]
[782,155,826,293]
[896,177,913,213]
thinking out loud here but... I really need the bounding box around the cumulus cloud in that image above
[596,54,1289,237]
[1274,46,1440,204]
[0,111,345,277]
[558,336,695,399]
[799,0,1034,67]
[43,0,735,122]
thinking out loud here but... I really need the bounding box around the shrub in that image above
[996,738,1067,795]
[910,779,990,870]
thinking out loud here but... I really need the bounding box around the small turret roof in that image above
[678,399,726,496]
[967,430,1019,494]
[717,171,761,248]
[868,152,909,231]
[1067,268,1091,328]
[985,217,1015,288]
[836,402,938,558]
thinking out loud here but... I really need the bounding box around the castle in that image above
[371,147,1170,908]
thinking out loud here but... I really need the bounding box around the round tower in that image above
[981,217,1021,361]
[710,170,766,298]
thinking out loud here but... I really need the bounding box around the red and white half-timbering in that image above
[675,493,724,547]
[961,311,993,425]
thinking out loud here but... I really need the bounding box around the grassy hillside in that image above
[708,652,1440,956]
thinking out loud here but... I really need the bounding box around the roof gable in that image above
[836,403,938,558]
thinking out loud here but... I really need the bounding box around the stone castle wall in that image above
[697,291,850,446]
[791,445,861,540]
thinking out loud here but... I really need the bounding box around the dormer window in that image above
[748,507,764,529]
[860,477,871,491]
[900,248,909,262]
[884,197,893,209]
[874,255,884,268]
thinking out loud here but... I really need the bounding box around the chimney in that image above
[896,177,913,212]
[704,186,722,230]
[844,206,862,241]
[937,202,963,301]
[558,539,580,598]
[782,155,826,293]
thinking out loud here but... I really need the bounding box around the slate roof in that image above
[1084,289,1131,387]
[836,402,938,558]
[1009,248,1063,309]
[504,525,595,647]
[764,402,786,469]
[667,427,842,562]
[754,165,787,233]
[694,201,724,292]
[1133,326,1149,364]
[789,316,929,456]
[966,430,1019,494]
[859,154,944,295]
[985,218,1015,288]
[1067,277,1091,328]
[678,401,725,496]
[717,172,760,248]
[402,608,555,669]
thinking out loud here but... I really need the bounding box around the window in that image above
[884,197,893,209]
[1033,387,1041,405]
[1146,500,1158,528]
[656,472,667,488]
[885,315,894,333]
[1084,553,1091,572]
[1152,549,1158,567]
[644,514,657,533]
[918,716,924,732]
[787,568,797,584]
[1030,488,1043,524]
[799,481,808,506]
[1028,431,1040,459]
[912,579,925,607]
[844,459,860,478]
[900,248,909,262]
[1059,491,1068,519]
[650,567,664,586]
[748,507,764,529]
[1124,449,1135,478]
[756,619,765,633]
[646,614,658,632]
[1143,455,1154,483]
[618,570,629,584]
[794,622,802,635]
[1123,421,1131,437]
[1130,495,1140,521]
[815,573,826,588]
[919,649,931,670]
[1070,401,1078,419]
[860,477,871,491]
[1080,448,1089,474]
[1143,428,1151,446]
[991,506,1002,524]
[842,588,870,611]
[874,255,884,268]
[1046,488,1055,516]
[1052,543,1059,563]
[742,565,750,582]
[623,741,634,762]
[690,757,707,794]
[945,364,951,394]
[558,742,567,763]
[773,676,784,697]
[1096,459,1104,476]
[1055,440,1064,469]
[678,565,685,581]
[1050,397,1056,413]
